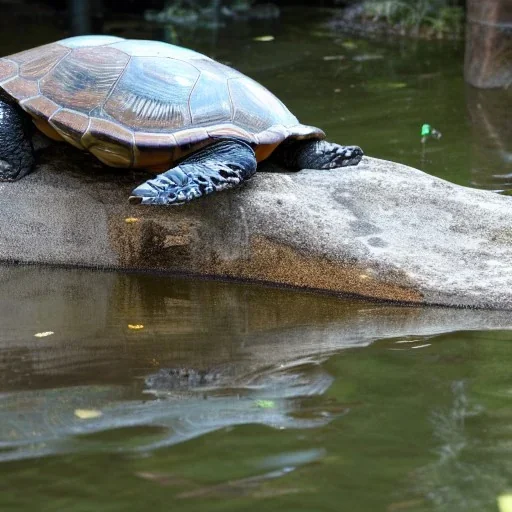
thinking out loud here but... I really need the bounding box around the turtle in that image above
[0,35,363,205]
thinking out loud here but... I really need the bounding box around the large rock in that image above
[0,148,512,309]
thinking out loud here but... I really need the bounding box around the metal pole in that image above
[69,0,91,35]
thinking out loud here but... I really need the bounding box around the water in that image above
[0,265,511,511]
[0,6,511,512]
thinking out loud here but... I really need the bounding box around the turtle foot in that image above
[129,139,257,206]
[129,169,201,206]
[268,139,363,171]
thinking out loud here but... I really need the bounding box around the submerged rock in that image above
[0,151,511,309]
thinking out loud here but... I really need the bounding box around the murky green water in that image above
[1,6,512,512]
[0,265,512,511]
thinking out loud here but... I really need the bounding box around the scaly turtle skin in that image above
[0,35,363,205]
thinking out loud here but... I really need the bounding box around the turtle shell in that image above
[0,36,325,170]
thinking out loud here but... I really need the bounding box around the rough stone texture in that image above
[1,147,512,309]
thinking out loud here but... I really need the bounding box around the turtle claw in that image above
[325,145,364,169]
[129,169,202,206]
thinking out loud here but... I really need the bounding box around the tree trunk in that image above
[465,0,512,88]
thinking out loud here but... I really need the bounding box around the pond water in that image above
[0,6,511,512]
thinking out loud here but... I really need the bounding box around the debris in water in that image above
[253,35,274,42]
[74,409,103,420]
[323,55,346,61]
[34,331,54,338]
[498,495,512,512]
[255,400,276,409]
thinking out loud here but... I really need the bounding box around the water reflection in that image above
[0,265,511,462]
[414,380,510,512]
[466,86,512,190]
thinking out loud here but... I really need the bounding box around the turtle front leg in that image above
[0,99,35,181]
[129,139,257,206]
[269,139,363,170]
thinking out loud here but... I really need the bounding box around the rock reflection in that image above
[0,265,511,461]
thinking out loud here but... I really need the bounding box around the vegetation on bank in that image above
[340,0,465,40]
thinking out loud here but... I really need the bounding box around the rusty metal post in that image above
[465,0,512,88]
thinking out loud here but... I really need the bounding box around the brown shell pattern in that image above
[0,36,324,168]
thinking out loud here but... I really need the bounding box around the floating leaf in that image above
[74,409,102,420]
[255,400,275,409]
[340,41,357,50]
[498,495,512,512]
[353,53,384,62]
[34,331,54,338]
[323,55,346,61]
[366,82,407,91]
[253,35,274,42]
[125,217,139,224]
[128,324,144,330]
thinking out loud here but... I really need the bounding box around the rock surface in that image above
[1,148,512,309]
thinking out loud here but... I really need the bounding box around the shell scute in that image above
[207,124,255,142]
[228,76,298,133]
[0,59,18,83]
[58,35,124,48]
[104,56,199,131]
[110,39,208,61]
[9,43,70,80]
[82,118,134,167]
[21,95,59,118]
[173,127,209,147]
[134,132,176,170]
[40,46,130,114]
[189,66,232,126]
[49,108,90,148]
[1,77,38,100]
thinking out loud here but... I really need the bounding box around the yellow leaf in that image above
[34,331,54,338]
[128,324,144,330]
[253,35,274,42]
[74,409,102,420]
[125,217,139,224]
[255,400,275,409]
[499,495,512,512]
[341,41,357,50]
